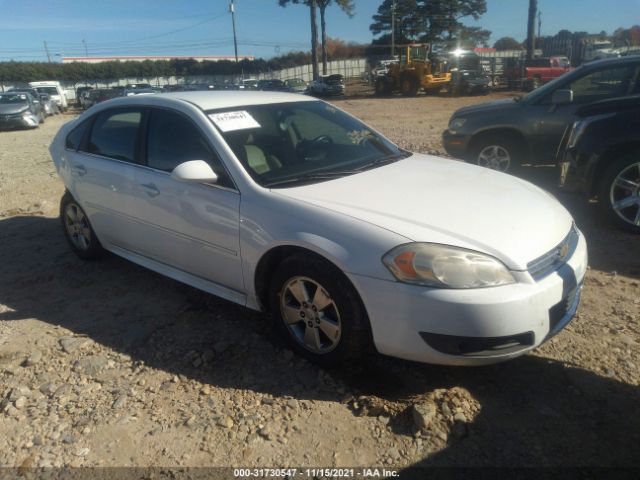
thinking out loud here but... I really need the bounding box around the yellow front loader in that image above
[374,44,451,96]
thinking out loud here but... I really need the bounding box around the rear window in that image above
[65,119,90,150]
[85,109,143,163]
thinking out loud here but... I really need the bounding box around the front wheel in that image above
[374,77,391,96]
[60,192,105,259]
[470,135,523,173]
[269,255,371,366]
[598,153,640,234]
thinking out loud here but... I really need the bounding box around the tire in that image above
[269,254,372,367]
[401,76,419,96]
[469,134,523,174]
[597,153,640,234]
[374,77,391,96]
[60,192,105,259]
[39,111,45,124]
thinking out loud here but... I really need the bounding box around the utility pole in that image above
[526,0,537,61]
[229,0,239,62]
[82,38,88,57]
[310,0,319,81]
[43,41,51,62]
[391,0,396,57]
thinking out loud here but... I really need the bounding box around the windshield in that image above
[35,86,58,95]
[0,94,28,104]
[207,101,407,188]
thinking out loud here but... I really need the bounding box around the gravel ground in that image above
[0,91,639,472]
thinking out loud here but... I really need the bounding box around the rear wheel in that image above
[469,134,523,173]
[60,192,105,259]
[598,153,640,234]
[269,254,371,366]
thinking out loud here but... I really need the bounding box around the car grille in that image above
[548,285,579,332]
[527,225,579,281]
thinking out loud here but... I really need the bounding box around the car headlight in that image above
[382,243,515,289]
[448,117,466,131]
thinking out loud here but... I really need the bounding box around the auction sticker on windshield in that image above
[209,110,261,132]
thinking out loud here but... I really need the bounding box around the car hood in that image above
[453,98,520,117]
[274,154,573,270]
[0,104,28,115]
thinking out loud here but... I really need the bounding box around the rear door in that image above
[71,107,145,250]
[529,63,639,163]
[131,107,244,291]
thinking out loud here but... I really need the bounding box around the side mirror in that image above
[552,89,573,105]
[171,160,218,183]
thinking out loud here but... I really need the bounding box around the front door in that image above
[131,107,244,292]
[530,63,639,163]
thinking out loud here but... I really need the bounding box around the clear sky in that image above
[0,0,638,61]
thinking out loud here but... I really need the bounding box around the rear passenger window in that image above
[85,109,142,163]
[65,119,90,150]
[146,108,233,188]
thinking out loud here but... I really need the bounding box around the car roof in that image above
[581,56,640,68]
[100,90,316,110]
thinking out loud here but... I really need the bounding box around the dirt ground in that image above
[0,91,639,474]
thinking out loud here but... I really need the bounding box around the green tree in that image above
[279,0,321,79]
[370,0,489,51]
[280,0,354,74]
[493,36,523,50]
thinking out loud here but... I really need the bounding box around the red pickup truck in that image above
[504,56,572,90]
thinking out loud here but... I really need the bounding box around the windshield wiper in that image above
[353,153,409,171]
[265,170,357,188]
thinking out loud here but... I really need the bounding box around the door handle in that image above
[70,164,87,176]
[140,182,160,197]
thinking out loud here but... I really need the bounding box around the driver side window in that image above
[567,66,634,104]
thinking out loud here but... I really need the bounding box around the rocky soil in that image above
[1,92,639,473]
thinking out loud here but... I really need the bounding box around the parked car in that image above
[449,70,491,96]
[39,93,60,116]
[124,83,152,90]
[257,79,291,92]
[309,74,345,96]
[50,91,587,366]
[557,95,640,234]
[83,88,120,109]
[29,81,68,112]
[124,87,161,96]
[237,78,259,90]
[503,56,572,91]
[284,78,308,94]
[76,86,93,107]
[8,87,43,104]
[0,92,44,129]
[443,57,640,173]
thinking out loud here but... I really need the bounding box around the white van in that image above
[29,81,68,111]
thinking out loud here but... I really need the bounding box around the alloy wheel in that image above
[279,276,342,354]
[477,145,511,171]
[64,203,92,251]
[610,161,640,227]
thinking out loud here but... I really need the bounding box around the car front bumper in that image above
[0,113,38,129]
[348,229,588,366]
[442,129,470,158]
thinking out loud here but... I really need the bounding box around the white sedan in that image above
[49,91,588,366]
